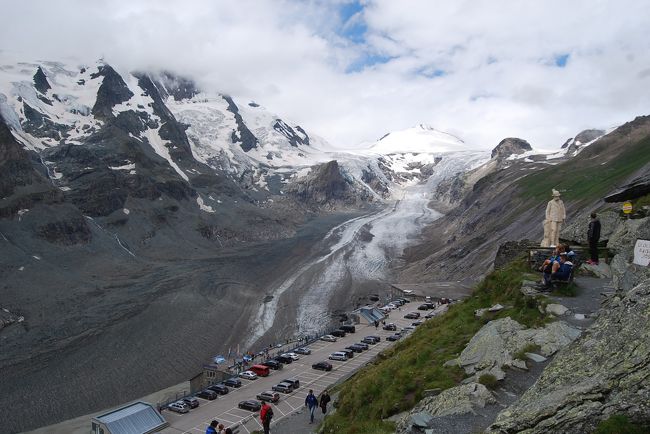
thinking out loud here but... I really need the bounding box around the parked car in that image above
[257,391,281,403]
[425,312,436,319]
[312,361,333,371]
[369,295,380,301]
[282,378,300,389]
[361,337,376,345]
[391,299,405,306]
[275,354,293,364]
[294,347,311,355]
[340,324,356,333]
[238,400,262,411]
[182,396,199,409]
[382,323,397,331]
[417,304,430,310]
[367,335,381,342]
[387,334,401,341]
[223,377,242,388]
[272,382,294,393]
[262,359,283,370]
[167,401,189,414]
[282,352,300,361]
[412,321,423,327]
[320,334,337,342]
[346,344,363,353]
[329,351,348,361]
[355,342,369,350]
[196,389,218,400]
[340,348,354,359]
[239,370,258,380]
[208,384,229,395]
[330,329,346,337]
[403,326,416,332]
[404,312,420,319]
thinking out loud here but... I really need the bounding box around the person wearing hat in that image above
[541,189,566,247]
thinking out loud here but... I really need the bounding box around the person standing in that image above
[206,420,219,434]
[320,390,331,414]
[587,213,601,265]
[260,401,273,434]
[305,389,318,423]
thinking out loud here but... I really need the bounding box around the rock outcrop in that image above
[491,138,532,160]
[446,318,581,381]
[560,209,620,245]
[608,215,650,291]
[395,383,495,433]
[286,160,372,208]
[561,129,605,155]
[487,279,650,433]
[604,171,650,203]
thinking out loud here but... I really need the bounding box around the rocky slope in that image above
[486,215,650,433]
[401,115,650,284]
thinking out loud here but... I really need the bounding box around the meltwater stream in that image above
[245,183,442,346]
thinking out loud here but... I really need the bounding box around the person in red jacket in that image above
[260,401,273,434]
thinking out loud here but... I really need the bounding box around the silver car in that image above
[320,335,337,342]
[239,370,258,380]
[168,401,189,414]
[328,351,348,361]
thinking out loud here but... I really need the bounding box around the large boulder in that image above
[486,280,650,433]
[447,318,580,381]
[395,383,495,433]
[606,216,650,290]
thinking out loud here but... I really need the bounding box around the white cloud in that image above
[2,0,649,150]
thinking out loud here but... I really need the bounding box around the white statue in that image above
[541,189,566,247]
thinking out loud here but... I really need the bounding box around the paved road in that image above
[160,311,418,434]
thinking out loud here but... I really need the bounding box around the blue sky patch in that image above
[346,53,393,73]
[339,1,366,44]
[555,53,570,67]
[417,67,446,78]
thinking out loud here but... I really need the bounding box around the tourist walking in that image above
[260,401,273,434]
[587,213,601,265]
[305,389,318,423]
[320,390,331,414]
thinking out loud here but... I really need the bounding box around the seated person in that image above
[552,254,574,281]
[543,253,573,286]
[540,244,566,273]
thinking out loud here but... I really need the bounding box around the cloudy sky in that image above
[2,0,650,150]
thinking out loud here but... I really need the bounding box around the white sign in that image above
[633,239,650,266]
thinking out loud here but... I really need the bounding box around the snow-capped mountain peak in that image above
[366,124,468,155]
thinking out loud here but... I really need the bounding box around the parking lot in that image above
[159,309,419,434]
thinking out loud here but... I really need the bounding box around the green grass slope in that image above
[518,121,650,204]
[321,260,546,433]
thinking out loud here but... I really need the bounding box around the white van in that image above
[329,352,348,361]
